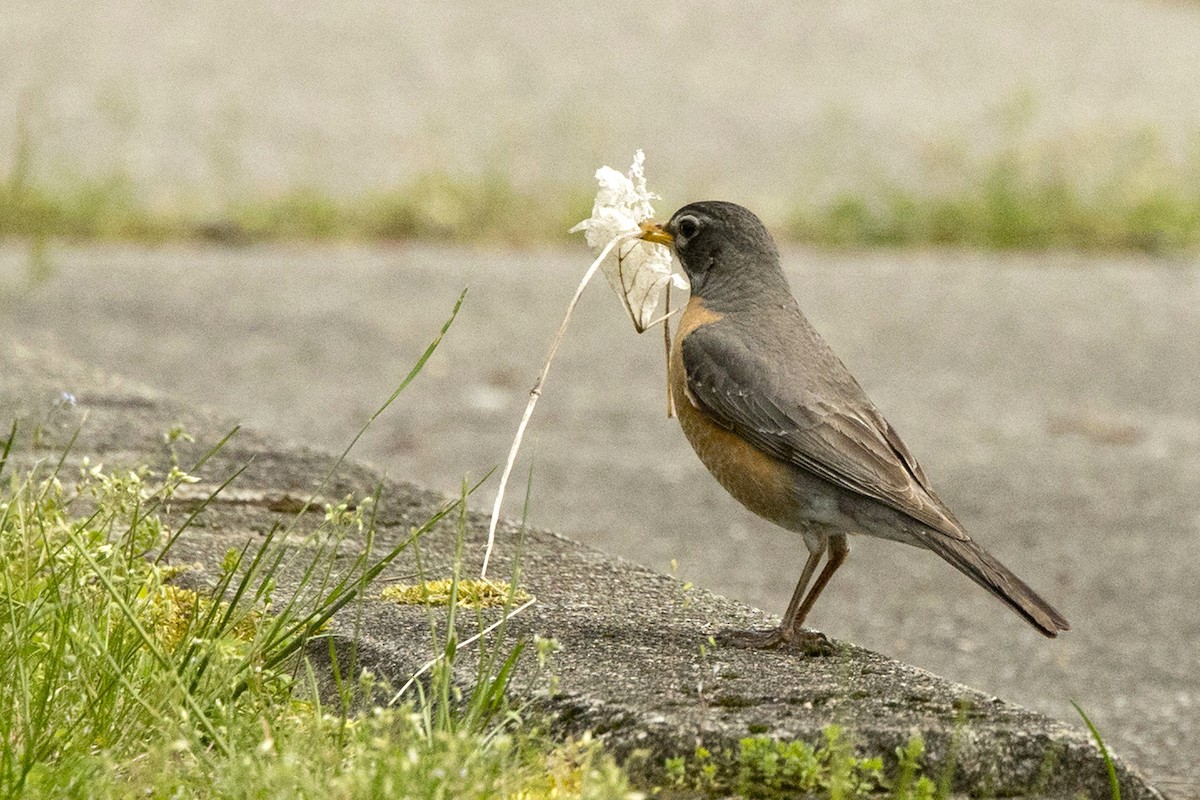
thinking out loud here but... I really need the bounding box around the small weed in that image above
[892,737,938,800]
[663,726,914,799]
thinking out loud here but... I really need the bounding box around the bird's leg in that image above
[779,539,825,630]
[717,534,827,651]
[777,534,849,652]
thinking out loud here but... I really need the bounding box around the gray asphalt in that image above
[1,243,1197,793]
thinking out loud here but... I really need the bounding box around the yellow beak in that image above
[638,220,674,246]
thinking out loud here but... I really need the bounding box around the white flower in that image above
[570,150,687,332]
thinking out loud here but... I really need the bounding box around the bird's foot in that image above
[715,626,835,656]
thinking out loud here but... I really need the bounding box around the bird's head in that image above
[639,201,782,299]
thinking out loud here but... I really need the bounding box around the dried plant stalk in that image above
[480,235,621,578]
[663,282,675,418]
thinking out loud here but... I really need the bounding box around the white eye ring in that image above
[676,215,700,239]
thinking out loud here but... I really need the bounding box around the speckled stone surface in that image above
[1,344,1165,799]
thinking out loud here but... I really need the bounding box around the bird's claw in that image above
[715,626,836,656]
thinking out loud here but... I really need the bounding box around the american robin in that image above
[639,201,1070,651]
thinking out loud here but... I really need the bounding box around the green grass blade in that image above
[0,419,16,479]
[1072,700,1120,800]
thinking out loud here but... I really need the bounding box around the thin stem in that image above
[480,234,624,578]
[615,240,640,332]
[639,304,682,332]
[663,282,675,418]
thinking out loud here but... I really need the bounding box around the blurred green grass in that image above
[0,172,596,246]
[788,139,1200,253]
[4,130,1200,252]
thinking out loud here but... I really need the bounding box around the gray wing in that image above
[681,326,968,539]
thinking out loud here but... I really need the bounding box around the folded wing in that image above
[680,326,967,540]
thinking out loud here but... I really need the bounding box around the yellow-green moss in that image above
[380,578,532,609]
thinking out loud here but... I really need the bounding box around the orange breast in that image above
[671,297,803,531]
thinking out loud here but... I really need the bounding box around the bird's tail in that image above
[922,534,1070,638]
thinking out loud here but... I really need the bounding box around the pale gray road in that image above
[6,1,1200,214]
[1,243,1197,793]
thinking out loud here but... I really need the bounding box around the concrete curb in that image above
[0,342,1165,799]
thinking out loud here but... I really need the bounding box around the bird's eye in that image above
[677,215,700,239]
